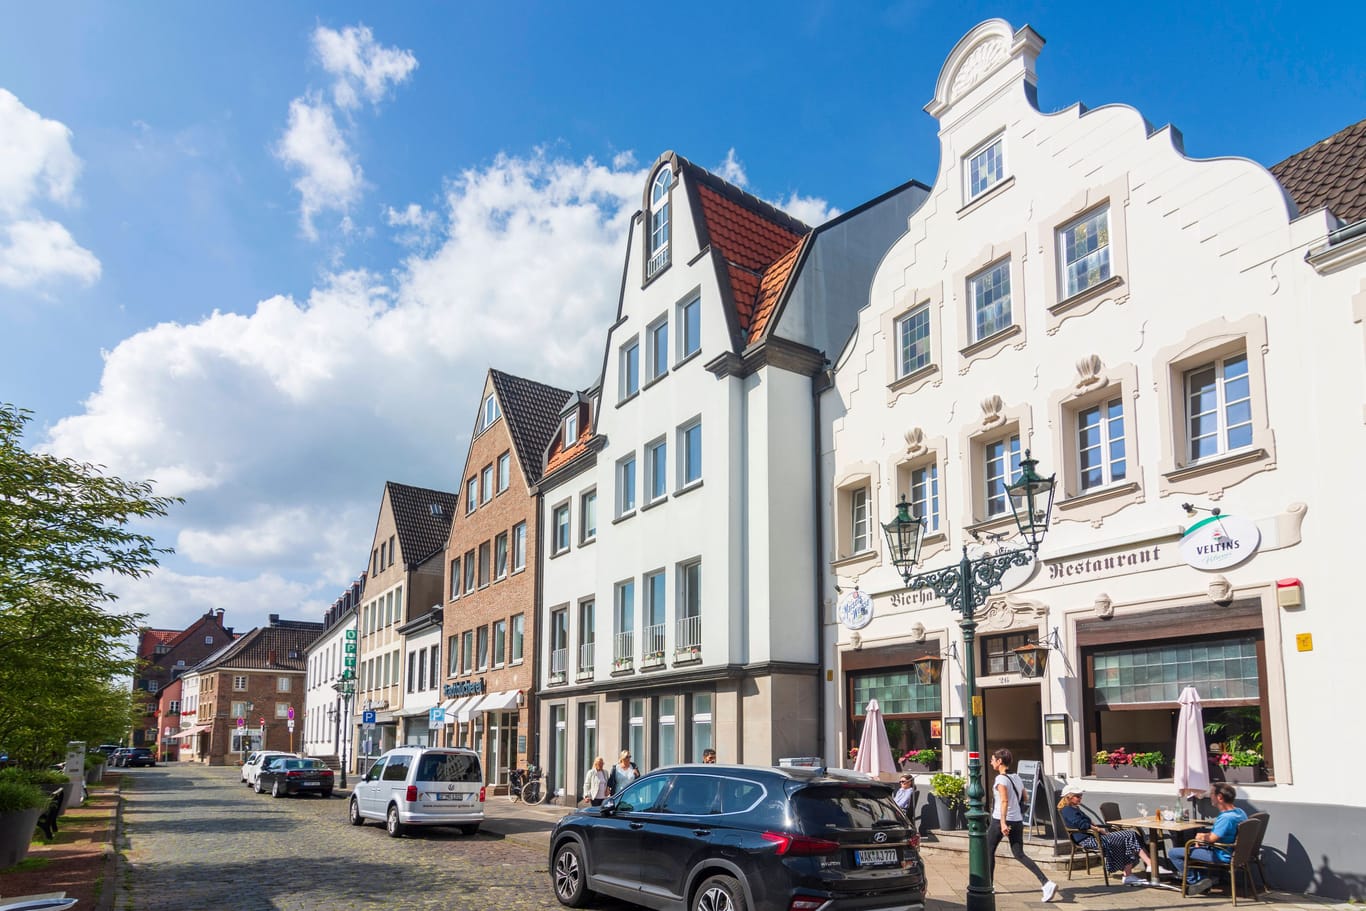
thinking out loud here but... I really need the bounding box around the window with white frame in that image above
[146,680,159,693]
[1077,397,1127,491]
[644,569,666,659]
[969,260,1012,342]
[984,434,1022,517]
[691,693,713,761]
[617,454,637,515]
[679,296,701,360]
[896,303,932,377]
[648,167,672,279]
[463,549,476,594]
[169,700,180,714]
[512,521,527,571]
[564,411,578,446]
[1185,353,1252,462]
[550,608,569,680]
[553,504,570,554]
[480,465,493,503]
[478,541,491,587]
[850,487,871,553]
[1059,207,1111,298]
[678,560,701,652]
[680,419,702,487]
[275,702,290,719]
[620,338,640,400]
[492,619,506,668]
[494,531,509,579]
[580,489,597,542]
[231,700,249,718]
[449,556,460,599]
[233,676,247,691]
[461,630,474,674]
[614,580,635,661]
[465,477,477,514]
[965,133,1005,201]
[483,393,500,430]
[497,451,510,493]
[277,676,291,692]
[476,626,489,670]
[646,438,667,503]
[648,317,669,381]
[910,462,940,533]
[578,599,595,673]
[510,613,525,663]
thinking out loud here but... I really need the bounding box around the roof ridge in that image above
[676,155,812,235]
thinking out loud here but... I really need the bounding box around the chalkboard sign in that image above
[1016,760,1041,834]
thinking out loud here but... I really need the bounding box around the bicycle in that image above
[508,764,546,805]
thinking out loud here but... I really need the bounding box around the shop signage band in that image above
[442,678,487,698]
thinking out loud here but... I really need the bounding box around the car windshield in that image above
[792,786,903,833]
[415,752,481,783]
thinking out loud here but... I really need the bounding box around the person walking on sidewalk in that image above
[607,750,639,796]
[582,756,609,806]
[988,749,1058,902]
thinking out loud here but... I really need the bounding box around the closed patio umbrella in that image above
[1174,686,1211,798]
[853,698,897,778]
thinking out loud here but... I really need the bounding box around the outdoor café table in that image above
[1108,816,1209,884]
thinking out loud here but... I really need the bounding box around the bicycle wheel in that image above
[524,780,545,805]
[507,783,521,802]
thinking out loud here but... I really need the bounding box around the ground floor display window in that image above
[849,669,941,760]
[578,702,597,798]
[550,704,567,798]
[1083,615,1270,780]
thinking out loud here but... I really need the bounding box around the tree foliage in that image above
[0,404,180,764]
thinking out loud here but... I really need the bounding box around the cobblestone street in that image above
[116,763,618,911]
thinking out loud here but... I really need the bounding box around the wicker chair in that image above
[1246,812,1271,890]
[1181,818,1264,905]
[1099,801,1121,823]
[1062,822,1110,884]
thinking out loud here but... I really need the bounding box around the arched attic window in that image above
[647,167,673,280]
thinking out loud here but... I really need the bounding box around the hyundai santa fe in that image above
[548,764,925,911]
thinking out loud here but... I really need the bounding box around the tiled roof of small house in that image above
[544,415,593,475]
[386,481,459,566]
[137,628,178,660]
[1270,118,1366,225]
[197,619,324,672]
[489,369,572,486]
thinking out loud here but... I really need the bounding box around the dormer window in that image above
[647,167,673,280]
[482,393,500,430]
[564,411,578,445]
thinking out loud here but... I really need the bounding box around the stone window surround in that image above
[959,397,1035,534]
[888,431,951,564]
[832,462,880,569]
[1152,314,1275,498]
[1047,358,1145,525]
[961,129,1008,209]
[954,235,1029,373]
[882,280,945,403]
[1039,175,1132,334]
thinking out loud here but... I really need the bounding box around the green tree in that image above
[0,404,179,765]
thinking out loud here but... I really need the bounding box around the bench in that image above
[35,787,63,840]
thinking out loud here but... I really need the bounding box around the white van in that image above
[348,746,484,837]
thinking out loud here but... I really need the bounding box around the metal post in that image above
[959,547,993,911]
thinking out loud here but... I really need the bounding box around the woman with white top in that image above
[988,748,1058,902]
[582,756,609,806]
[607,750,639,795]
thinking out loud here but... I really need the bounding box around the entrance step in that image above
[920,828,1081,871]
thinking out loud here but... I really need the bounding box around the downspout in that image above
[530,486,545,774]
[811,362,833,763]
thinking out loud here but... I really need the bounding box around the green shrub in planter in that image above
[85,753,107,771]
[0,768,68,791]
[930,773,966,809]
[0,780,49,814]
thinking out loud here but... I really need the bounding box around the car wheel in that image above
[271,780,283,798]
[459,824,479,836]
[552,841,592,907]
[349,798,365,826]
[254,778,263,794]
[693,874,747,911]
[386,804,405,838]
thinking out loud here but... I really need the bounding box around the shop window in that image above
[690,693,713,762]
[850,668,941,759]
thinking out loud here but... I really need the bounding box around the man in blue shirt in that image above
[1169,782,1248,894]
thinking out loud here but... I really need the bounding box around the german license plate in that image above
[301,781,319,787]
[435,792,463,801]
[855,848,898,867]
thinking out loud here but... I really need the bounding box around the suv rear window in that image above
[792,786,903,833]
[416,752,481,783]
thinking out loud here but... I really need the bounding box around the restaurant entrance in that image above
[983,684,1042,769]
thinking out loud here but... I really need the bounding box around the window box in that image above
[641,651,665,669]
[1092,763,1170,781]
[900,760,938,775]
[612,657,634,672]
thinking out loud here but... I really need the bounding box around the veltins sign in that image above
[1179,514,1260,570]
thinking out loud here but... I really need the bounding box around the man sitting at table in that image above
[1168,782,1248,894]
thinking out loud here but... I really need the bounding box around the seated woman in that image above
[1058,784,1154,885]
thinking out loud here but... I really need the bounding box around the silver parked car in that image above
[348,746,484,837]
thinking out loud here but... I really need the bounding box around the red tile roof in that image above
[137,629,178,660]
[747,236,808,344]
[545,421,592,475]
[1271,118,1366,225]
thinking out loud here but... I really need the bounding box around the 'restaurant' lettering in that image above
[1046,546,1161,581]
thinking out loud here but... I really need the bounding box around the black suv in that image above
[548,764,925,911]
[124,748,157,768]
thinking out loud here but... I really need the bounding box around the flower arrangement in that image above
[900,748,940,767]
[1219,748,1263,768]
[1094,747,1166,770]
[848,746,860,760]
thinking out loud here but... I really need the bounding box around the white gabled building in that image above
[536,153,929,796]
[824,19,1365,897]
[302,578,362,765]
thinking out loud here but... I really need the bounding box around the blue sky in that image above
[2,1,1362,633]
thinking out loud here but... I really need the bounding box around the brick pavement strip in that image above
[114,764,1352,911]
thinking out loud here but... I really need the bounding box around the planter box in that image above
[0,807,43,868]
[1093,763,1170,781]
[900,761,938,775]
[931,795,965,830]
[1223,766,1268,783]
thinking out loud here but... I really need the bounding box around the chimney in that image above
[267,649,277,666]
[269,613,280,626]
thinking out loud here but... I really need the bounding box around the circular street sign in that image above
[287,705,295,720]
[236,717,244,728]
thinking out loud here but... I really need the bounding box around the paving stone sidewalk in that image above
[0,773,121,910]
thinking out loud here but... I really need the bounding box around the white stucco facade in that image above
[303,603,356,761]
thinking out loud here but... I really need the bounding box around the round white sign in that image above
[1179,514,1260,570]
[838,590,874,630]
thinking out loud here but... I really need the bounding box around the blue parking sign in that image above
[362,710,376,724]
[429,706,445,725]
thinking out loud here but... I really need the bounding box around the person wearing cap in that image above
[1058,783,1154,885]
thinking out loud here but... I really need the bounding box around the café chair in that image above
[1181,818,1264,905]
[1062,822,1110,884]
[1246,812,1272,890]
[1099,801,1121,823]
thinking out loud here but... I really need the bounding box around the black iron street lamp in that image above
[882,450,1055,911]
[331,671,355,789]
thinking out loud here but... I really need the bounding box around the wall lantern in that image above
[912,655,943,685]
[1043,713,1071,747]
[1012,626,1063,678]
[943,716,965,747]
[515,689,527,708]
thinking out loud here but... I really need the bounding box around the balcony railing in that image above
[550,647,567,683]
[577,641,595,680]
[613,630,635,671]
[676,613,702,659]
[646,247,671,280]
[643,623,666,667]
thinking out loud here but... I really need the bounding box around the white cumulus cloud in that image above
[313,24,418,111]
[0,88,100,288]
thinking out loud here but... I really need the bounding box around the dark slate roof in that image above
[488,369,572,485]
[1270,118,1366,225]
[387,481,460,567]
[196,619,324,672]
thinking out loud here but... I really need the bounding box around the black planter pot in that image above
[932,795,965,830]
[0,807,43,868]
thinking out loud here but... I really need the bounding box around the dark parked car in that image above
[548,764,926,911]
[256,757,334,798]
[110,748,134,767]
[124,748,157,767]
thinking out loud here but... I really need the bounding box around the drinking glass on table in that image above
[1160,805,1171,821]
[1136,802,1148,819]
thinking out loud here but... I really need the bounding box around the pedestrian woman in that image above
[607,749,639,796]
[988,748,1058,902]
[582,756,609,806]
[1057,783,1152,885]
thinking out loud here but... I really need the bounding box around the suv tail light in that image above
[405,785,418,803]
[479,785,486,803]
[907,832,920,850]
[789,899,828,911]
[761,832,841,856]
